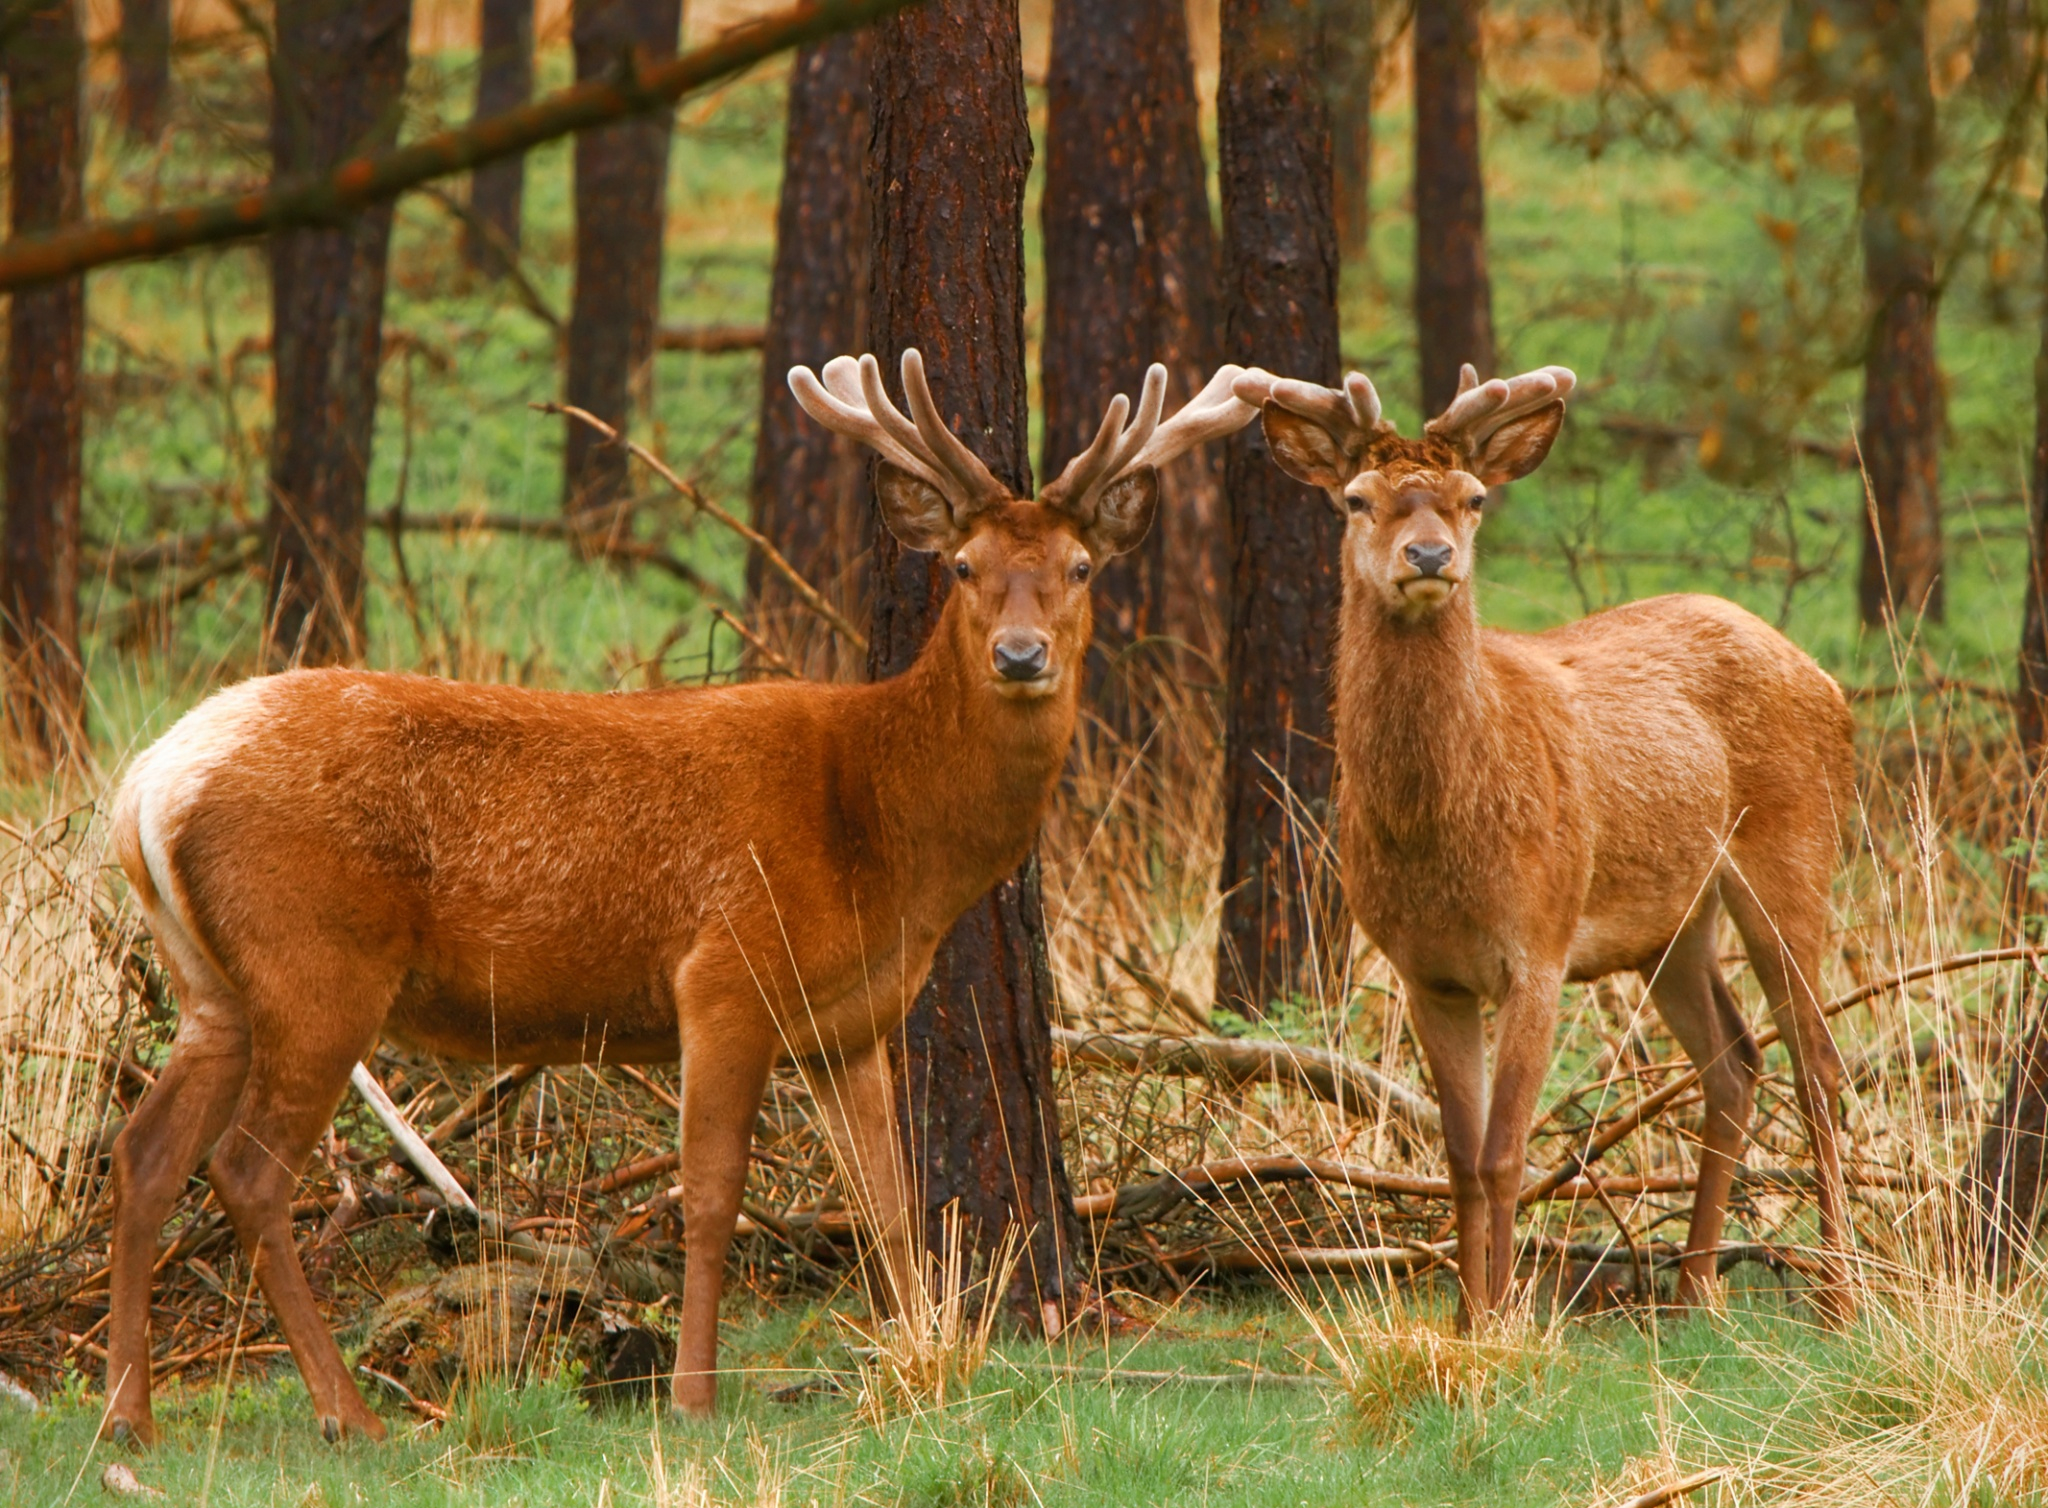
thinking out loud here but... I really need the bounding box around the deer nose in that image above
[1404,542,1455,578]
[992,640,1049,682]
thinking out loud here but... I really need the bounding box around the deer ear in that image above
[1083,466,1159,557]
[1468,401,1566,485]
[875,461,964,553]
[1259,402,1351,492]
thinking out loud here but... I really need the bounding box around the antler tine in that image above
[1043,391,1133,511]
[1103,364,1169,477]
[1342,372,1382,432]
[1123,363,1259,473]
[1426,365,1577,447]
[789,358,950,493]
[899,349,1009,507]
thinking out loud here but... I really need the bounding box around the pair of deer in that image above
[103,349,1854,1444]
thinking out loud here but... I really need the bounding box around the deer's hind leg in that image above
[1722,865,1855,1324]
[104,955,251,1446]
[204,946,399,1442]
[1642,895,1761,1308]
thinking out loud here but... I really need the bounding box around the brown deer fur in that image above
[1240,363,1857,1325]
[101,352,1262,1444]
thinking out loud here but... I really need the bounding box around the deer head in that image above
[792,349,1261,697]
[1236,363,1576,621]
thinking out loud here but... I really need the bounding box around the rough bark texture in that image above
[1326,0,1375,262]
[749,31,871,675]
[1413,0,1494,416]
[265,0,413,667]
[867,0,1076,1319]
[1977,103,2048,1278]
[1847,0,1944,625]
[2,1,86,762]
[1041,0,1222,684]
[563,0,683,520]
[1215,0,1344,1017]
[116,0,171,142]
[466,0,535,273]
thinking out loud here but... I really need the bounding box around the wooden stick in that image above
[422,1064,541,1148]
[347,1063,477,1213]
[0,0,924,290]
[1605,1469,1726,1508]
[656,323,765,354]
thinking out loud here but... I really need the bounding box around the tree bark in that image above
[466,0,535,274]
[1848,0,1944,626]
[563,0,683,522]
[265,0,413,668]
[749,31,870,674]
[1326,0,1375,263]
[1973,0,2030,95]
[1041,0,1222,692]
[1214,0,1345,1017]
[867,0,1076,1321]
[1975,101,2048,1278]
[2,1,86,763]
[1413,0,1493,416]
[116,0,171,142]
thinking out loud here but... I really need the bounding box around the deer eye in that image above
[1345,493,1368,515]
[1469,492,1488,512]
[1072,559,1091,584]
[954,559,972,581]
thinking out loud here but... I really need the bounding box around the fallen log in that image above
[655,323,765,354]
[1050,1027,1441,1134]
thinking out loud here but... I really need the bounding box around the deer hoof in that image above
[320,1415,343,1445]
[104,1415,153,1450]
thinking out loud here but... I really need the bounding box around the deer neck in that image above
[862,591,1080,916]
[1336,580,1497,838]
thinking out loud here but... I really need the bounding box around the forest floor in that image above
[8,29,2048,1508]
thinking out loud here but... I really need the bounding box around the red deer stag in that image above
[103,350,1262,1444]
[1237,362,1856,1325]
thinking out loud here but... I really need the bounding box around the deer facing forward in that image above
[1238,363,1857,1324]
[102,351,1262,1444]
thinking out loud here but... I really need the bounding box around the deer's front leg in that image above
[801,1044,919,1319]
[1481,967,1563,1312]
[670,990,776,1418]
[1404,983,1490,1324]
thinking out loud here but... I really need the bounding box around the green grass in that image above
[0,1294,1877,1507]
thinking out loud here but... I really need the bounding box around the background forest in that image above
[4,1,2048,1504]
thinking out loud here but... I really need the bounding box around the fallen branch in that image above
[0,0,923,290]
[423,1064,541,1148]
[1052,1027,1441,1134]
[1201,1242,1454,1276]
[541,402,868,654]
[1529,946,2046,1201]
[1605,1469,1726,1508]
[656,323,765,354]
[1598,410,1855,470]
[348,1063,477,1213]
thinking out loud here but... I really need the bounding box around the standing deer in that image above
[1237,362,1857,1324]
[102,350,1262,1444]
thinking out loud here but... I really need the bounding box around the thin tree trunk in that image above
[1326,0,1375,263]
[1973,0,2029,94]
[562,0,683,523]
[1413,0,1493,416]
[2,1,85,763]
[1041,0,1222,699]
[466,0,534,274]
[867,0,1076,1322]
[1214,0,1344,1017]
[265,0,413,668]
[1973,98,2048,1279]
[116,0,171,142]
[749,31,870,675]
[1849,0,1943,626]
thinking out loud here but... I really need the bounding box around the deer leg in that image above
[1724,880,1855,1324]
[1480,967,1563,1313]
[670,998,777,1418]
[1643,901,1760,1308]
[1404,984,1491,1325]
[800,1044,918,1320]
[205,997,390,1443]
[103,982,250,1446]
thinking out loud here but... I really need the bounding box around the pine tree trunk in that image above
[867,0,1076,1322]
[1973,0,2029,95]
[116,0,171,142]
[1326,0,1375,263]
[1972,101,2048,1279]
[749,32,870,675]
[1214,0,1345,1017]
[265,0,413,668]
[466,0,534,274]
[1850,0,1944,626]
[2,1,86,763]
[1413,0,1493,416]
[563,0,683,522]
[1041,0,1222,695]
